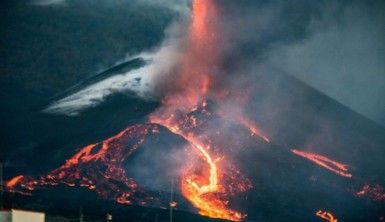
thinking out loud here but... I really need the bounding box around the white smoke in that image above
[32,0,66,6]
[43,64,149,116]
[136,0,190,14]
[32,0,189,13]
[44,21,187,116]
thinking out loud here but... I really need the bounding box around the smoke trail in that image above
[44,20,188,116]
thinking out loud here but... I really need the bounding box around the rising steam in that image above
[44,20,188,116]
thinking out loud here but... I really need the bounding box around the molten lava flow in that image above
[181,141,245,221]
[5,175,24,188]
[146,0,251,220]
[316,210,338,222]
[217,108,270,143]
[291,149,352,178]
[238,115,270,142]
[150,103,249,221]
[6,124,161,206]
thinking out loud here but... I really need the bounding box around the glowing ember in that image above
[170,201,178,208]
[5,175,24,189]
[356,184,385,201]
[238,115,270,142]
[6,124,161,206]
[316,210,338,222]
[291,149,352,178]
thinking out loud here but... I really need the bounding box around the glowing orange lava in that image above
[170,201,178,208]
[291,149,352,178]
[5,175,24,190]
[147,0,249,220]
[356,184,385,201]
[150,104,248,221]
[316,210,338,222]
[6,124,162,206]
[238,115,270,142]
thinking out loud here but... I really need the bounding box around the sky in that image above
[1,0,384,127]
[215,0,385,126]
[266,0,385,126]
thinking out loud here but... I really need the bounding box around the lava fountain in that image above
[149,0,249,220]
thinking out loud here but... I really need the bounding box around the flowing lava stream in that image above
[316,210,338,222]
[290,149,352,178]
[5,124,161,205]
[148,1,248,220]
[238,115,270,142]
[150,107,247,221]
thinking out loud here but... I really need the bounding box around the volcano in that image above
[4,61,385,221]
[2,0,385,222]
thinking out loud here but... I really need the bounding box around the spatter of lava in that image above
[290,149,352,178]
[6,124,162,205]
[316,210,338,222]
[356,184,385,201]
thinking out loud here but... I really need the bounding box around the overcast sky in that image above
[214,0,385,127]
[266,1,385,126]
[2,0,385,126]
